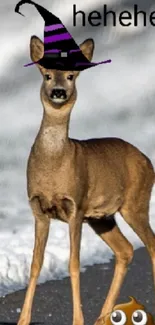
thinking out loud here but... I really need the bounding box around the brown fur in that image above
[17,36,155,325]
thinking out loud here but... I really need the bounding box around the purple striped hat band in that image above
[44,32,71,44]
[44,49,81,54]
[45,24,64,32]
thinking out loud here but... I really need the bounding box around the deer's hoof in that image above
[17,315,31,325]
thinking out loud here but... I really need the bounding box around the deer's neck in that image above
[36,100,73,156]
[41,114,70,152]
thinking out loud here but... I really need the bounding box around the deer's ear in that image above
[73,39,94,78]
[30,35,44,62]
[79,38,94,61]
[30,35,46,74]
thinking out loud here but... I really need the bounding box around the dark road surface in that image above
[0,247,154,325]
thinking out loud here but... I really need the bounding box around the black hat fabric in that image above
[15,0,111,71]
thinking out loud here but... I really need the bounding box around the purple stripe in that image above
[44,49,60,53]
[24,62,37,67]
[75,59,112,67]
[44,33,72,44]
[45,24,64,32]
[44,49,81,54]
[69,49,81,53]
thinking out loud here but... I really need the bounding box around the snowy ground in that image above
[1,0,155,297]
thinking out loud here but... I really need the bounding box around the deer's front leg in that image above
[17,197,50,325]
[69,209,84,325]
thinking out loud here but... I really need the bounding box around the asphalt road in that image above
[0,247,154,325]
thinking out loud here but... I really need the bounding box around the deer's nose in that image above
[51,88,67,99]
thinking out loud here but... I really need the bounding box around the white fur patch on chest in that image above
[41,126,66,152]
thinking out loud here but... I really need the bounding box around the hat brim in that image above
[24,59,112,71]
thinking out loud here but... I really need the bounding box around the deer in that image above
[17,35,155,325]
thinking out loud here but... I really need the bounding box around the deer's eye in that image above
[67,74,74,81]
[45,74,51,80]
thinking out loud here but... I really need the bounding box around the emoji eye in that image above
[132,310,147,325]
[67,74,74,81]
[110,310,127,325]
[45,74,51,80]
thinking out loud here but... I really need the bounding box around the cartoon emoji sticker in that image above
[103,297,154,325]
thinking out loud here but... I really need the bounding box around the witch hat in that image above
[15,0,111,71]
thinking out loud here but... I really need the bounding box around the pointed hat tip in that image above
[15,0,27,16]
[15,0,53,21]
[15,1,36,17]
[15,9,25,17]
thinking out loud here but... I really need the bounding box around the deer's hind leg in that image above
[120,169,155,289]
[88,215,133,325]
